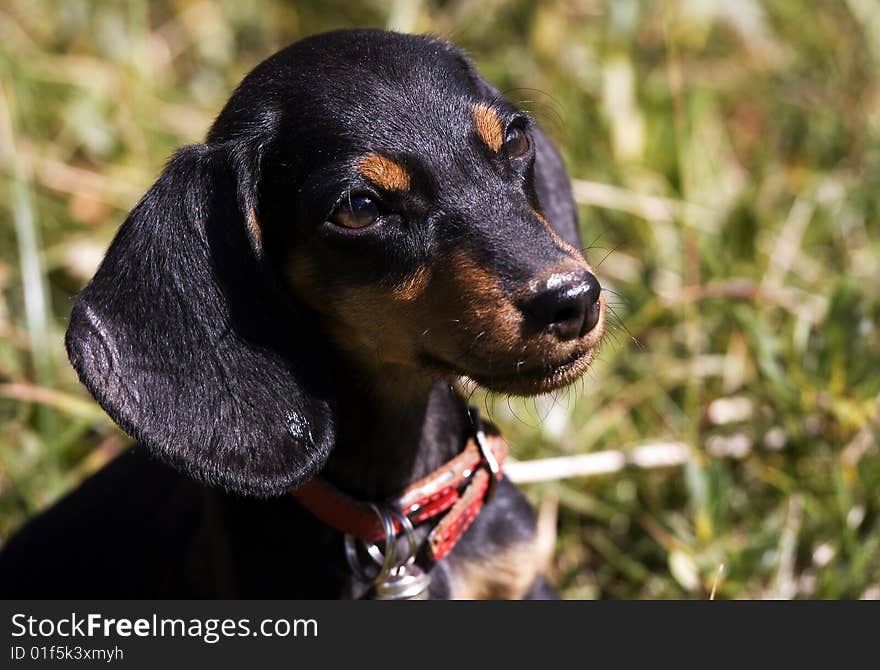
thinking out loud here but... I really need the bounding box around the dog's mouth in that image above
[420,347,596,396]
[417,286,606,395]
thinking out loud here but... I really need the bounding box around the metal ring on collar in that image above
[343,503,397,584]
[363,506,417,570]
[387,508,418,568]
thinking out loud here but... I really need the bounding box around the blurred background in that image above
[1,0,878,599]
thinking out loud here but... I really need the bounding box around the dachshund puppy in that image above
[0,29,605,598]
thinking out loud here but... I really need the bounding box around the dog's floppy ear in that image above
[66,143,335,497]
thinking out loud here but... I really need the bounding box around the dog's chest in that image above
[441,539,541,600]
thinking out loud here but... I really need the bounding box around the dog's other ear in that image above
[454,47,583,250]
[66,143,334,497]
[529,126,583,250]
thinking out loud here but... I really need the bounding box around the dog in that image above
[0,29,605,599]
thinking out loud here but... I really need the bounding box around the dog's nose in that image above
[522,270,601,341]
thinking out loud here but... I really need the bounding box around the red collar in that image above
[290,426,508,561]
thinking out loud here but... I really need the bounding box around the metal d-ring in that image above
[363,507,417,570]
[387,508,418,568]
[343,503,397,584]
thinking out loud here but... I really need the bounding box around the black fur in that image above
[0,29,598,598]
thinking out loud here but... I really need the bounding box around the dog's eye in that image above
[329,194,380,229]
[503,126,529,158]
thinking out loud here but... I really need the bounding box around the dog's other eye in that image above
[503,126,530,158]
[329,194,380,229]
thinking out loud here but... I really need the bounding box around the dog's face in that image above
[220,31,605,395]
[66,30,605,496]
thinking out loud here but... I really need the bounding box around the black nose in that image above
[521,270,601,341]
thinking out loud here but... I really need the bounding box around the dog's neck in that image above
[320,361,471,501]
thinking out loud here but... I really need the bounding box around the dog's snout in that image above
[522,270,601,340]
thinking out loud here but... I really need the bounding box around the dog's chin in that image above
[468,349,596,396]
[423,349,596,397]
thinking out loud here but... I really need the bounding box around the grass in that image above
[0,0,878,599]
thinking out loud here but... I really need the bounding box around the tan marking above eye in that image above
[246,204,263,255]
[472,103,504,152]
[357,154,411,191]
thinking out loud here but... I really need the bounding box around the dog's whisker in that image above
[595,245,620,269]
[600,286,628,302]
[605,303,642,348]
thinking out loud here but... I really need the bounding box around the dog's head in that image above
[67,30,605,496]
